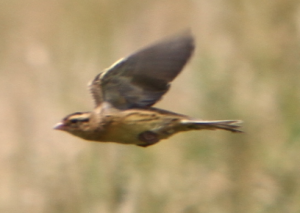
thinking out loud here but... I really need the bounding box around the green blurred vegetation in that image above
[0,0,300,212]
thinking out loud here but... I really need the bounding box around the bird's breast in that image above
[97,110,180,144]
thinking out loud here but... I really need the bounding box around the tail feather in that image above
[181,120,243,133]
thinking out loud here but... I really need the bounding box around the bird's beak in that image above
[53,122,65,131]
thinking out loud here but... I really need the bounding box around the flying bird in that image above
[54,31,242,147]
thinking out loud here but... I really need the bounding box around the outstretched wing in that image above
[89,31,195,109]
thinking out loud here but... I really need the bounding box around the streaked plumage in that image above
[54,31,242,147]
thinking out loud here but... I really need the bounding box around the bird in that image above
[54,31,242,147]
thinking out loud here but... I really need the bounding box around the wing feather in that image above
[89,31,195,109]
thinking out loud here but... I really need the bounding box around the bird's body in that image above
[54,31,242,147]
[58,103,240,147]
[80,106,186,145]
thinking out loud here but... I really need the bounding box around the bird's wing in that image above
[89,31,195,109]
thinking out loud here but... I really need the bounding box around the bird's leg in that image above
[137,131,160,147]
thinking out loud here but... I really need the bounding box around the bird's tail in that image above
[181,120,243,133]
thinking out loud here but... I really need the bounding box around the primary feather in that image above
[89,31,195,109]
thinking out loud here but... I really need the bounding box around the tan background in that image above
[1,0,300,212]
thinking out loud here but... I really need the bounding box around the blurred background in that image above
[1,0,300,212]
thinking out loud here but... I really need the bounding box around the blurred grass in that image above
[1,0,300,212]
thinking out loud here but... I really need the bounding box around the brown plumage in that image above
[54,31,242,147]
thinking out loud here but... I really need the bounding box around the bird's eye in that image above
[70,119,78,124]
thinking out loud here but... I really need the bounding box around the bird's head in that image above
[54,112,94,140]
